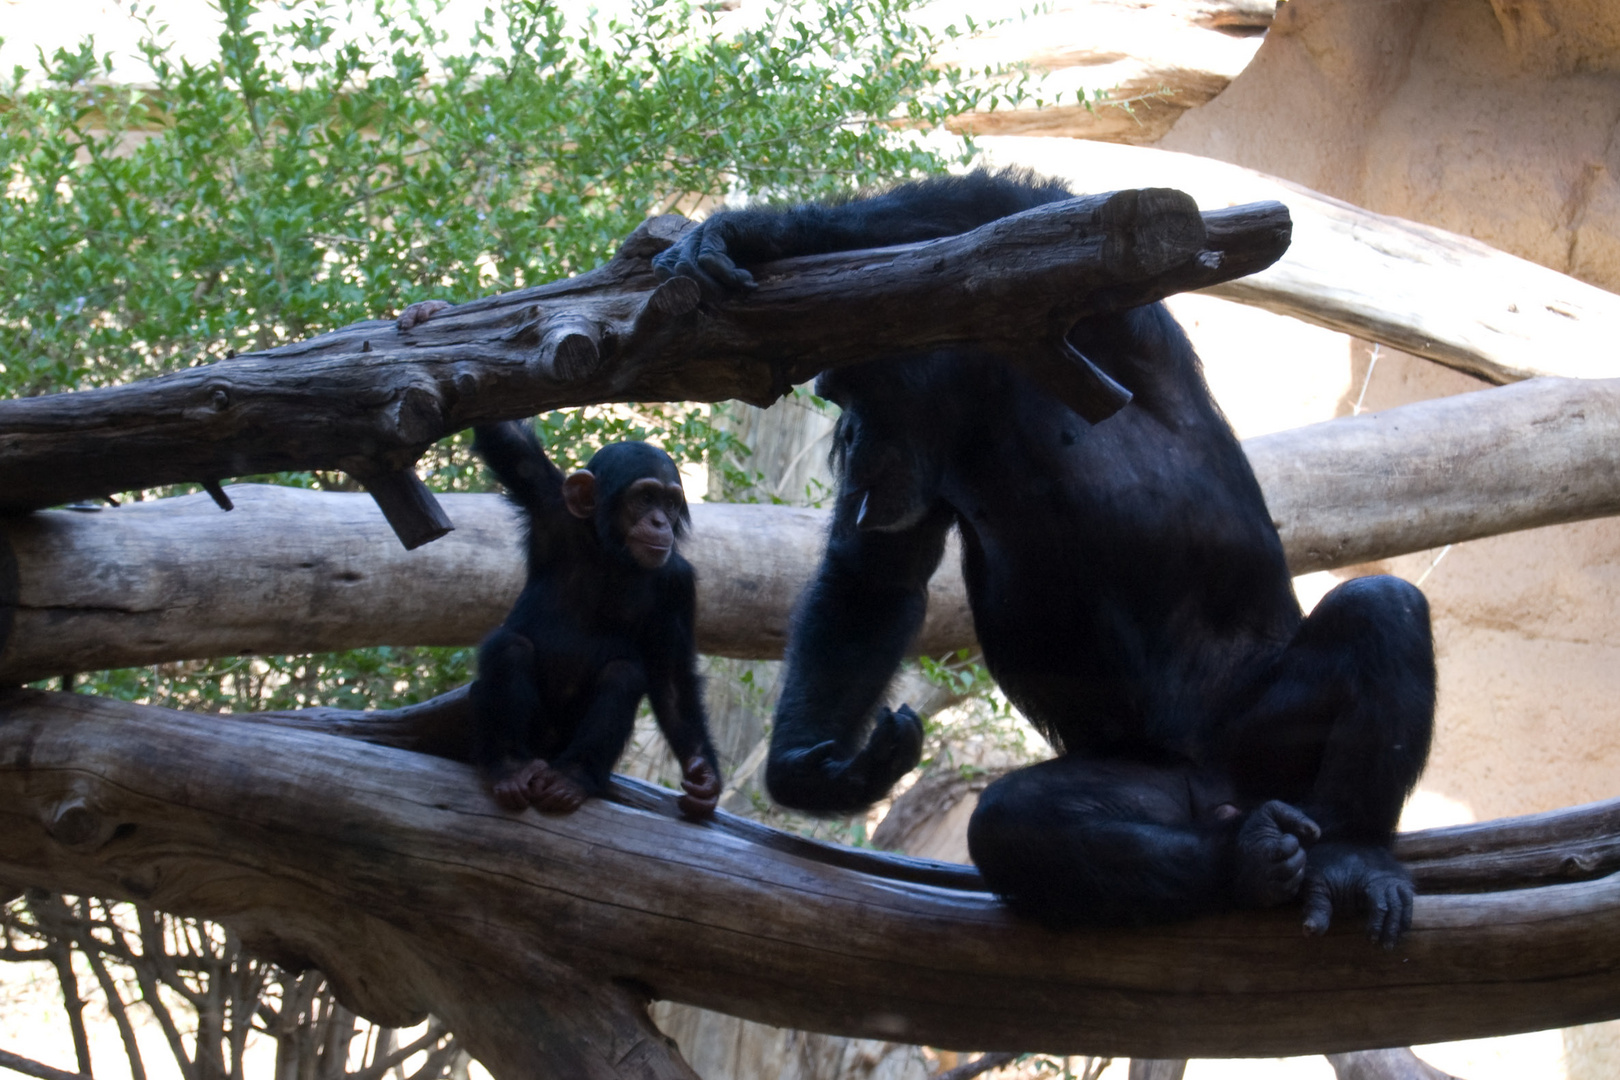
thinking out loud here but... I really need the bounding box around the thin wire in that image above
[1352,344,1381,416]
[1414,544,1453,588]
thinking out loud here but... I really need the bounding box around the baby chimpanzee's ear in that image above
[561,470,597,520]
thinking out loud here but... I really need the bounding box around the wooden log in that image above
[1,687,1617,1073]
[0,194,1291,537]
[944,0,1277,145]
[976,136,1620,385]
[0,488,971,684]
[1248,374,1620,574]
[1325,1048,1459,1080]
[3,376,1616,684]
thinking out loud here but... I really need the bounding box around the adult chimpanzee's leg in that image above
[968,758,1318,927]
[1220,574,1436,945]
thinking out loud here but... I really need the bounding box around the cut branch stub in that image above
[1015,339,1134,423]
[1098,187,1206,278]
[538,317,603,383]
[0,189,1291,526]
[351,466,455,550]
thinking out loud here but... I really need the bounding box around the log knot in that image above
[1562,853,1599,876]
[44,795,117,850]
[393,384,447,446]
[537,318,604,382]
[613,214,694,262]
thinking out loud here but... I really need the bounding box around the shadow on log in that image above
[1,687,1617,1079]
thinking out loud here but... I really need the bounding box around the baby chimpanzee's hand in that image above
[677,754,722,820]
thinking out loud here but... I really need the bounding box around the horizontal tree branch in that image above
[1,688,1616,1076]
[977,136,1620,385]
[3,376,1615,684]
[0,192,1290,539]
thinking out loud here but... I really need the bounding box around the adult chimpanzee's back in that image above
[654,170,1435,945]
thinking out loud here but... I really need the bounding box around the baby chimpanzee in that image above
[469,420,721,819]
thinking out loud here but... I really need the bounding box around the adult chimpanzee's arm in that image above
[653,170,1074,293]
[767,501,954,814]
[646,564,723,819]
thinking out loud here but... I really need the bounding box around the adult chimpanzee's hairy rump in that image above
[468,420,721,819]
[654,170,1436,945]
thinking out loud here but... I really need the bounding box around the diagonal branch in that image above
[0,192,1290,546]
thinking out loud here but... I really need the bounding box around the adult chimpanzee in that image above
[468,420,722,819]
[653,170,1435,945]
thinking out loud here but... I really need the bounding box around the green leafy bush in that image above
[1,0,1009,709]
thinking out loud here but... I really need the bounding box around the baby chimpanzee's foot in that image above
[1232,800,1322,908]
[525,761,591,813]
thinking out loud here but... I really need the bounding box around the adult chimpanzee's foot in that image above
[1302,841,1416,948]
[1232,800,1321,909]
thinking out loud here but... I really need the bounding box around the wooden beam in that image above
[3,376,1615,684]
[0,688,1616,1072]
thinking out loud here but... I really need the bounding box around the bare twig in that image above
[0,1048,92,1080]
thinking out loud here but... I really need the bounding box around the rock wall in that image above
[1160,0,1620,292]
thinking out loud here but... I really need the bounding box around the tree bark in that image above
[0,192,1290,544]
[1,687,1617,1076]
[4,375,1616,685]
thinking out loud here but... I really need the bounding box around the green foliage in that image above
[2,0,1016,710]
[1,0,1000,397]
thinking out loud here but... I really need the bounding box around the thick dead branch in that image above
[945,0,1275,145]
[0,491,971,685]
[3,376,1615,684]
[977,137,1620,385]
[1,688,1617,1073]
[1248,374,1620,573]
[0,192,1290,542]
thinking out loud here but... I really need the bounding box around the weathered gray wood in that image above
[0,194,1291,533]
[244,698,1620,894]
[1,688,1617,1071]
[4,375,1616,684]
[1247,374,1620,574]
[979,136,1620,385]
[0,489,972,684]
